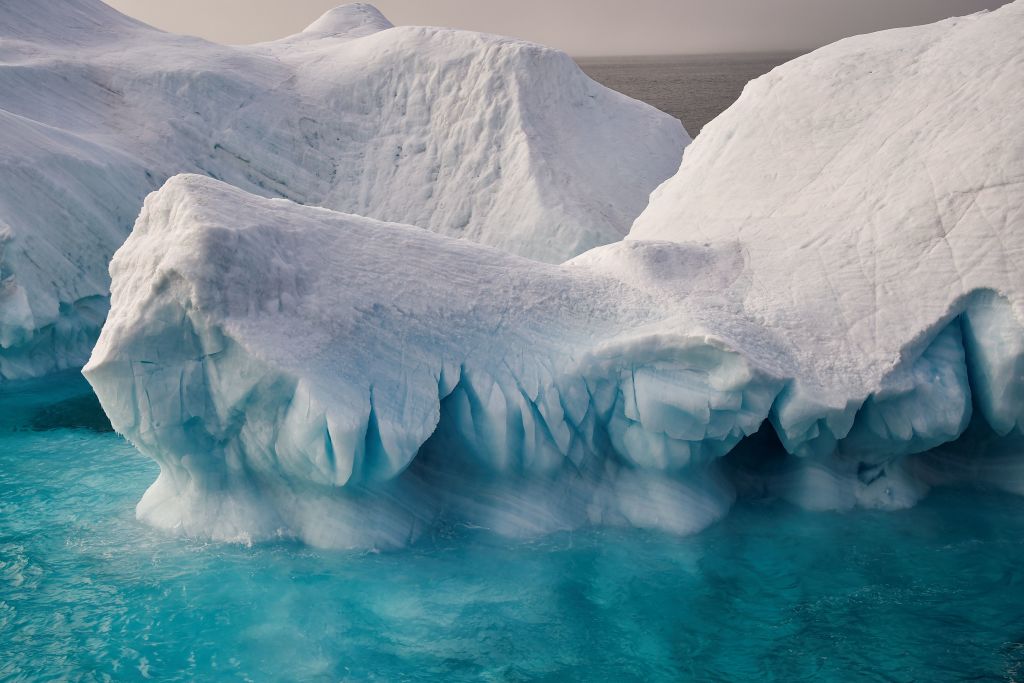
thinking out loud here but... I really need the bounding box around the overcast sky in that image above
[103,0,1007,56]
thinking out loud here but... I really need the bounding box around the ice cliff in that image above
[85,3,1023,548]
[0,0,685,380]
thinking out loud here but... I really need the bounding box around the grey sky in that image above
[102,0,1008,56]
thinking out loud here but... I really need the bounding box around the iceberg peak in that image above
[301,3,394,38]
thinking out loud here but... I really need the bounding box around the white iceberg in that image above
[85,3,1024,548]
[85,175,756,547]
[629,0,1024,496]
[0,0,685,380]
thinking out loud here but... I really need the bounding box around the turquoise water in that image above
[2,378,1024,681]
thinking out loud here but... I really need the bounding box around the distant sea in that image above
[578,52,803,135]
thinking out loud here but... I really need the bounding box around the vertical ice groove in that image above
[962,290,1024,437]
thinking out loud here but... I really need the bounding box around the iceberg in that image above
[85,3,1024,548]
[629,1,1024,468]
[84,176,759,546]
[0,0,685,381]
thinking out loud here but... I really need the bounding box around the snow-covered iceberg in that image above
[0,0,685,381]
[85,3,1023,548]
[85,175,757,546]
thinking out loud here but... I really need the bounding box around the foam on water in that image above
[2,378,1024,680]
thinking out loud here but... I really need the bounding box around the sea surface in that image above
[3,377,1024,681]
[578,52,802,134]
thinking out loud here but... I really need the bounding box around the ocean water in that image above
[2,376,1024,681]
[578,53,802,134]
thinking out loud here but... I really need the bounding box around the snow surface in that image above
[0,0,685,381]
[84,3,1024,548]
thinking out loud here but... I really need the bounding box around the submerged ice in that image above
[73,1,1024,547]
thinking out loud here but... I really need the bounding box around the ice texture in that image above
[0,0,685,381]
[85,3,1024,547]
